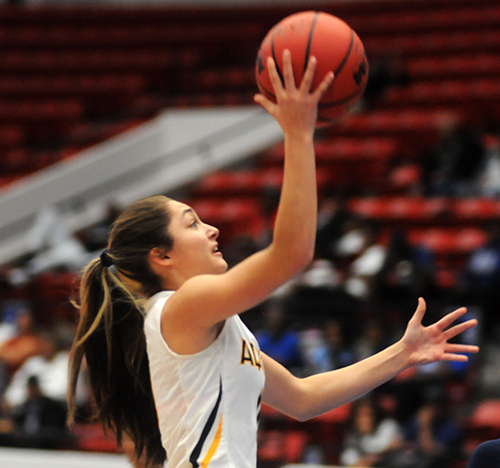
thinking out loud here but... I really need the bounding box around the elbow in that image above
[288,245,315,274]
[285,254,313,281]
[269,244,314,277]
[286,385,317,422]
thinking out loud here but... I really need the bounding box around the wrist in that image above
[392,339,414,371]
[284,130,315,145]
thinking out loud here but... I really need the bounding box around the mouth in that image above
[212,244,221,255]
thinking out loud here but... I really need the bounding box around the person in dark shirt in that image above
[12,375,68,449]
[467,439,500,467]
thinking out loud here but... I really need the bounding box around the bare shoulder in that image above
[160,276,226,354]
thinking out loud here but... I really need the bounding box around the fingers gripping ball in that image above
[256,11,369,126]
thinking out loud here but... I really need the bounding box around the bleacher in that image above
[0,0,499,465]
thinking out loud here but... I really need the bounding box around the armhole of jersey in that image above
[148,292,231,359]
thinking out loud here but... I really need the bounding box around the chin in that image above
[216,258,228,273]
[218,261,229,273]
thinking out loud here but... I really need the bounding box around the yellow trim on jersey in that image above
[201,415,223,468]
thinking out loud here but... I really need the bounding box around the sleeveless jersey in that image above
[144,291,265,468]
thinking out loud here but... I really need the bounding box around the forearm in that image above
[296,340,411,420]
[271,132,317,267]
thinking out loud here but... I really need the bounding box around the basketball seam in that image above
[303,12,319,74]
[271,28,285,86]
[256,75,276,101]
[333,29,355,77]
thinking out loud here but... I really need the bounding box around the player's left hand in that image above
[401,297,479,367]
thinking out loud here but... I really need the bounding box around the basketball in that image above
[255,11,369,125]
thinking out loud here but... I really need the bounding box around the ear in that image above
[149,247,171,267]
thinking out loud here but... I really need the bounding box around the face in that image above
[164,200,228,284]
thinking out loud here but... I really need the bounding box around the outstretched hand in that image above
[254,49,334,136]
[402,297,479,368]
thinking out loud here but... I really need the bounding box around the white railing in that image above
[0,106,282,264]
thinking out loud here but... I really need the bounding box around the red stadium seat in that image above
[452,199,500,223]
[408,228,486,256]
[348,197,448,225]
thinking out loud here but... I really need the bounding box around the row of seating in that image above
[348,4,500,34]
[0,50,194,77]
[0,24,263,49]
[0,74,145,98]
[2,26,498,62]
[349,197,500,225]
[189,194,492,239]
[408,54,500,81]
[0,0,497,28]
[0,0,497,186]
[0,100,84,123]
[364,29,500,58]
[382,79,500,110]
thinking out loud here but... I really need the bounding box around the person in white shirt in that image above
[4,330,87,409]
[67,51,478,468]
[341,396,403,467]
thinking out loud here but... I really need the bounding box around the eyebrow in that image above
[182,208,195,218]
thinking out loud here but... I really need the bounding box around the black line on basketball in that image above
[271,29,285,86]
[334,29,355,77]
[303,11,319,74]
[256,76,276,101]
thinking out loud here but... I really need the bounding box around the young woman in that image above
[67,51,479,468]
[340,396,403,467]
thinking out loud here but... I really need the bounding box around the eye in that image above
[190,219,198,227]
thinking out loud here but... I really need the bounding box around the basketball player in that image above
[67,51,478,468]
[467,439,500,467]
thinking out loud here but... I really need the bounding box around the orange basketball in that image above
[255,11,369,126]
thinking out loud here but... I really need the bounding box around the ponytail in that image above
[68,195,174,468]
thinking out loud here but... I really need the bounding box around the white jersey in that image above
[144,291,265,468]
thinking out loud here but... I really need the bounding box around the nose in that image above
[207,223,219,239]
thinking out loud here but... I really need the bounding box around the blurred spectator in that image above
[362,52,410,109]
[340,395,406,467]
[255,184,281,250]
[222,234,260,269]
[467,438,500,468]
[315,194,350,261]
[375,229,437,305]
[8,206,90,286]
[403,389,465,468]
[0,304,43,379]
[3,328,88,410]
[0,301,20,398]
[461,222,500,338]
[479,133,500,197]
[301,319,355,375]
[78,202,122,252]
[255,299,303,375]
[352,319,391,362]
[0,301,18,347]
[299,259,341,290]
[1,375,68,449]
[422,116,486,197]
[334,217,373,261]
[342,222,386,301]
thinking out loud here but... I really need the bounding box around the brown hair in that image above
[67,195,174,467]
